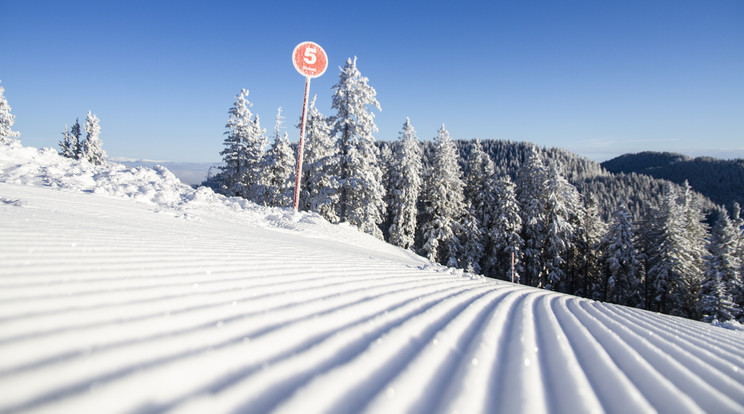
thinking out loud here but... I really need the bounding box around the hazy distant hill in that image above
[601,151,744,210]
[116,159,219,186]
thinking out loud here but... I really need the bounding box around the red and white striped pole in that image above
[291,41,328,211]
[292,76,311,211]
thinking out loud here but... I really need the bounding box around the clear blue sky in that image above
[2,0,743,162]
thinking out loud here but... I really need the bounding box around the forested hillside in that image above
[196,56,740,325]
[448,140,714,222]
[602,151,744,210]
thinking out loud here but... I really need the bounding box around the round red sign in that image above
[292,41,328,78]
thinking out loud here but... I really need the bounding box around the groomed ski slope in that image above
[2,142,744,414]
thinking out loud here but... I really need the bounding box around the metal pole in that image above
[292,76,311,211]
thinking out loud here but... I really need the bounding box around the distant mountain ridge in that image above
[446,140,716,221]
[601,151,744,210]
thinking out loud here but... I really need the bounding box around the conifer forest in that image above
[191,58,744,325]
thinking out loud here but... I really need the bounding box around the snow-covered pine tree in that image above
[219,90,249,197]
[679,181,710,319]
[699,271,739,324]
[59,119,84,160]
[247,114,269,202]
[516,146,549,287]
[300,95,339,222]
[542,164,581,291]
[387,118,423,250]
[379,142,394,239]
[460,213,484,274]
[330,57,385,238]
[219,89,267,200]
[59,125,76,159]
[731,203,744,311]
[489,175,524,281]
[699,209,742,322]
[463,139,498,273]
[420,125,466,267]
[647,183,690,316]
[262,107,295,207]
[464,140,497,216]
[70,120,83,159]
[0,82,20,144]
[575,196,607,299]
[599,203,641,306]
[59,119,85,160]
[81,111,107,165]
[634,210,654,309]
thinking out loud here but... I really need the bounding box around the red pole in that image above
[292,76,311,211]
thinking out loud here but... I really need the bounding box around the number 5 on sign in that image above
[293,41,328,78]
[291,41,328,211]
[304,47,317,64]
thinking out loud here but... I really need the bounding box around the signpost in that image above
[291,41,328,211]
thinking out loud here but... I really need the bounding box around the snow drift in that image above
[2,141,744,414]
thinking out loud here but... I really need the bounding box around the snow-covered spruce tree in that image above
[464,139,497,215]
[81,111,107,165]
[678,181,709,319]
[0,82,21,144]
[731,203,744,311]
[262,107,295,207]
[460,213,485,273]
[219,89,267,200]
[463,139,497,273]
[646,184,691,316]
[699,209,742,322]
[379,142,394,239]
[635,209,660,310]
[59,125,77,159]
[70,120,83,158]
[516,146,549,287]
[330,57,385,238]
[699,271,739,324]
[722,207,744,315]
[542,164,581,291]
[575,196,607,299]
[599,203,641,306]
[59,119,83,159]
[300,95,339,222]
[489,175,524,282]
[387,118,423,250]
[419,125,466,267]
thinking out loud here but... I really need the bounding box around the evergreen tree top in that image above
[274,106,285,141]
[398,117,418,144]
[435,124,451,143]
[331,57,381,139]
[0,81,21,142]
[225,89,258,134]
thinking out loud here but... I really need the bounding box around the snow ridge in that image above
[2,142,744,413]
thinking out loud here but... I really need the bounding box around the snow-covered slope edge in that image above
[2,142,744,414]
[0,141,431,258]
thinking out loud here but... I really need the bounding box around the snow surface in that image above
[2,141,744,413]
[114,159,217,187]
